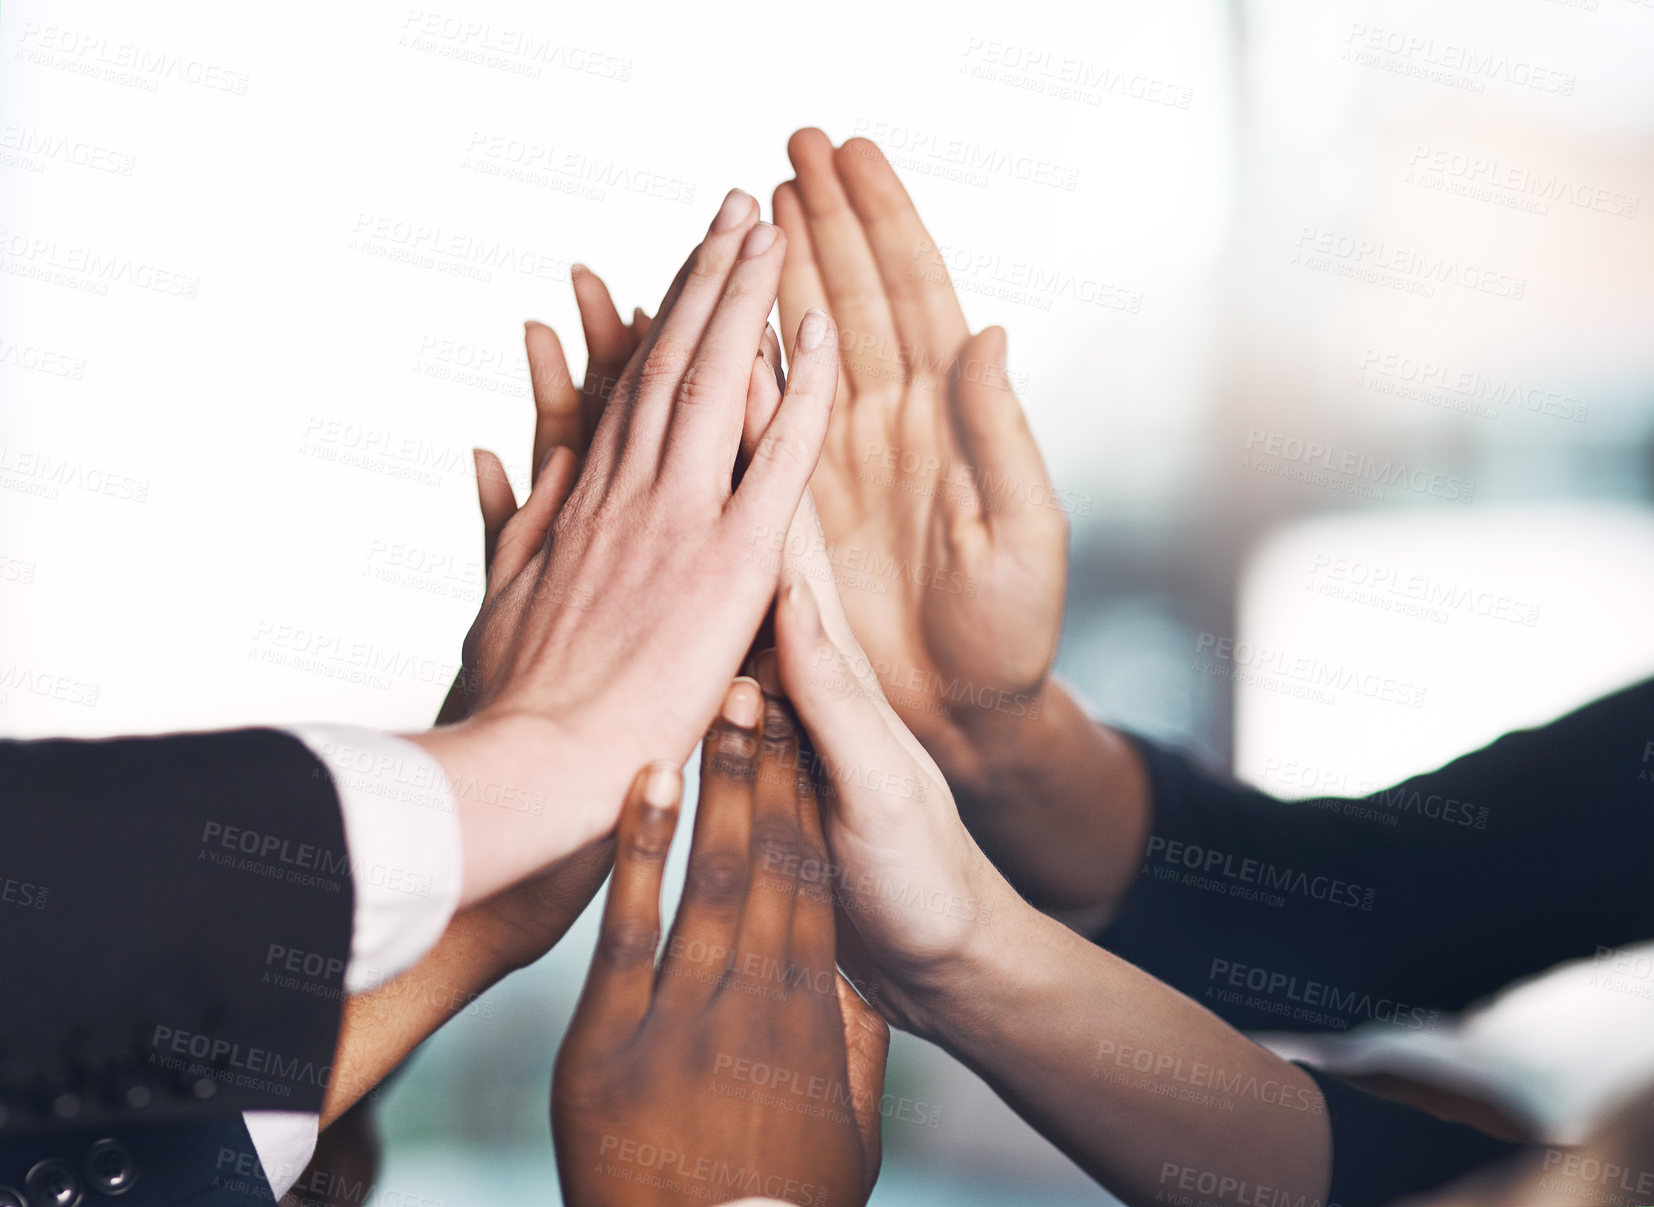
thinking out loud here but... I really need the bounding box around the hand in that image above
[438,264,651,727]
[437,266,648,968]
[409,188,841,907]
[771,128,1068,789]
[553,678,887,1207]
[761,500,1016,1035]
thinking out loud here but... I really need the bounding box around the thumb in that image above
[838,972,889,1177]
[472,449,517,573]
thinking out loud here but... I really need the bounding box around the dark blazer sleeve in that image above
[1097,677,1654,1032]
[0,728,354,1133]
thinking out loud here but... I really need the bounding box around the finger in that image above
[736,676,805,981]
[771,181,830,363]
[838,972,890,1173]
[834,137,970,370]
[631,308,653,340]
[726,309,837,537]
[567,762,682,1047]
[571,265,635,445]
[524,322,581,479]
[472,449,517,573]
[741,330,784,466]
[658,220,787,496]
[617,189,762,481]
[578,248,698,484]
[772,666,838,975]
[786,128,899,396]
[655,677,763,1013]
[949,326,1067,542]
[490,447,576,588]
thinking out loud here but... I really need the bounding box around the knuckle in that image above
[687,850,749,906]
[687,243,731,283]
[598,921,660,970]
[674,361,721,409]
[750,817,803,872]
[636,342,693,391]
[625,815,674,865]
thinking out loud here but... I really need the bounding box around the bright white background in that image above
[3,1,1652,1203]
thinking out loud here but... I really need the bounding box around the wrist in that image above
[894,883,1049,1046]
[924,677,1066,802]
[404,710,607,908]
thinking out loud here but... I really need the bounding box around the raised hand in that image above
[409,188,842,908]
[553,679,887,1207]
[771,128,1068,789]
[439,265,648,726]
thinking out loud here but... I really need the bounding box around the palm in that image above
[776,129,1067,748]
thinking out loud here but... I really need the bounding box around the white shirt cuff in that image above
[243,1110,321,1200]
[283,723,464,993]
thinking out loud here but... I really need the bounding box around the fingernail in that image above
[753,649,782,696]
[643,761,681,808]
[798,308,827,351]
[571,262,589,281]
[721,677,763,728]
[739,222,777,259]
[538,446,561,475]
[710,188,752,233]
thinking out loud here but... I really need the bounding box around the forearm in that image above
[909,898,1331,1207]
[321,839,611,1127]
[320,905,519,1127]
[931,677,1151,915]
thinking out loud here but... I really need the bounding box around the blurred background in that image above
[3,0,1652,1202]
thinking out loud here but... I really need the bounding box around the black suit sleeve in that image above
[1099,677,1654,1032]
[0,728,354,1133]
[1093,678,1654,1201]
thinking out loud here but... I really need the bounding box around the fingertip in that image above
[720,677,763,729]
[641,761,682,810]
[796,307,833,354]
[787,127,831,168]
[752,648,781,696]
